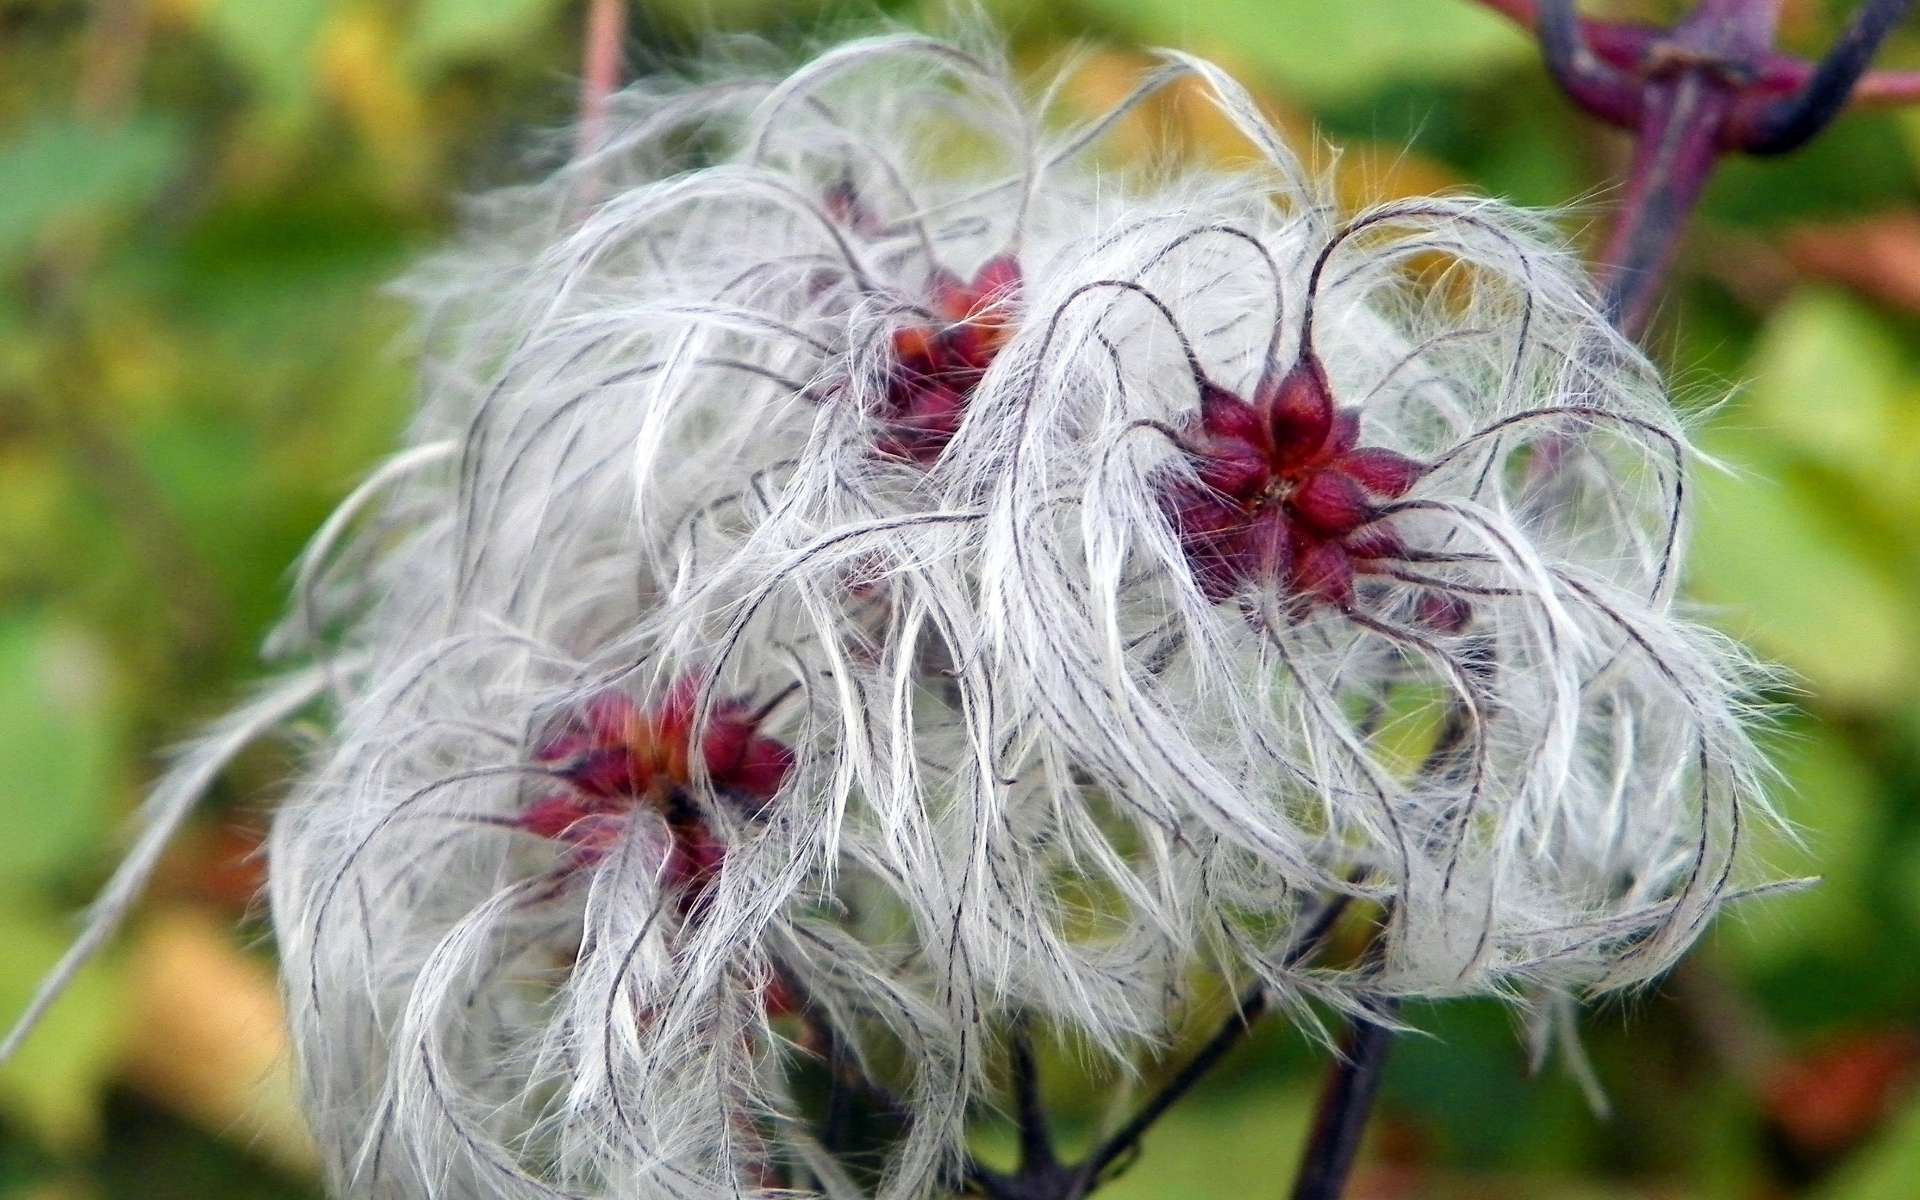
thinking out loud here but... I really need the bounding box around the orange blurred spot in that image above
[1786,212,1920,316]
[1050,46,1460,209]
[120,906,315,1175]
[1764,1028,1920,1157]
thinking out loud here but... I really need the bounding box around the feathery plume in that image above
[2,30,1778,1200]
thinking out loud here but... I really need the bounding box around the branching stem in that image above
[965,895,1353,1200]
[1481,0,1919,337]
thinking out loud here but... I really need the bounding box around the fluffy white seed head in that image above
[1,31,1783,1200]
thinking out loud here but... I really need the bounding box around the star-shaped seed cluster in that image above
[1160,354,1427,608]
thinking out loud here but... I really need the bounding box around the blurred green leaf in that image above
[0,615,119,879]
[0,903,129,1148]
[974,1089,1315,1199]
[1813,1092,1920,1200]
[160,197,416,335]
[0,115,185,271]
[1690,429,1916,709]
[1708,116,1919,229]
[0,447,74,597]
[1101,1091,1311,1197]
[1688,286,1920,711]
[409,0,570,72]
[1716,722,1882,972]
[1068,0,1531,104]
[1744,289,1908,487]
[205,0,334,121]
[1387,999,1593,1169]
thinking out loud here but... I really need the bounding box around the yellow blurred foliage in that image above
[1046,47,1475,312]
[323,4,436,205]
[120,906,316,1176]
[1052,46,1462,209]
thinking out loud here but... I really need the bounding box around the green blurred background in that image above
[3,1,1919,1196]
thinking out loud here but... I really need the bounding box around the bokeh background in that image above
[3,0,1919,1196]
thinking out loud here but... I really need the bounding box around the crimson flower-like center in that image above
[1160,354,1428,611]
[518,681,793,912]
[876,255,1022,464]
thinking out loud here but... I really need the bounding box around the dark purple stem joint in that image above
[1528,0,1915,336]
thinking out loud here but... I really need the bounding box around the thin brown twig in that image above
[964,894,1355,1200]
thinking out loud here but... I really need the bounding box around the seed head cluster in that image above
[2,33,1781,1200]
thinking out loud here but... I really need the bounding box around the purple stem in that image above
[1544,0,1916,338]
[1287,1008,1400,1200]
[1599,71,1733,336]
[1738,0,1917,154]
[1538,0,1645,125]
[1595,0,1783,337]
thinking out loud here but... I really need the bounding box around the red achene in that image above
[518,681,793,911]
[876,255,1022,463]
[1161,353,1427,609]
